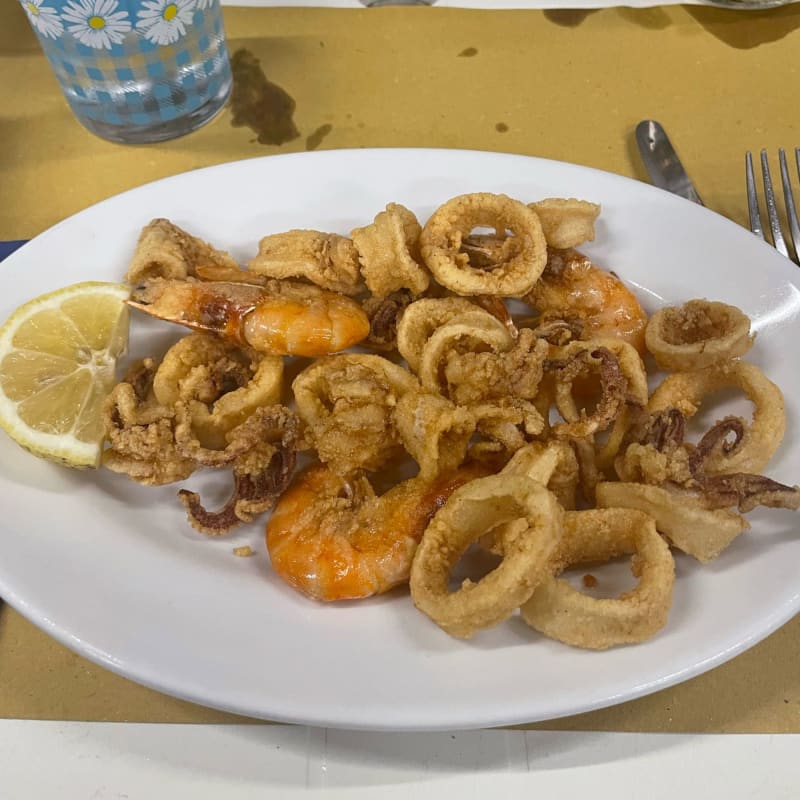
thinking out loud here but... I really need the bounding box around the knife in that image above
[635,120,704,206]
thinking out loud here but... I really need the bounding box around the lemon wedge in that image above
[0,281,130,468]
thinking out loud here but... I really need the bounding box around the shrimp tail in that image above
[127,278,262,344]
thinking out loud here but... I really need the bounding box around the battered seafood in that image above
[645,299,754,371]
[103,359,197,486]
[266,463,486,601]
[292,354,419,475]
[525,247,648,354]
[520,508,675,650]
[127,278,370,357]
[247,230,362,295]
[648,360,785,475]
[420,193,547,297]
[37,192,793,652]
[103,333,298,534]
[393,392,476,480]
[396,297,480,372]
[528,198,601,250]
[177,405,298,535]
[126,218,239,284]
[410,475,563,638]
[352,203,430,298]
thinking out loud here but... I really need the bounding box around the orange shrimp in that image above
[525,248,647,354]
[127,278,370,357]
[266,463,487,601]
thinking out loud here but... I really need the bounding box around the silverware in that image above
[746,149,800,265]
[635,120,704,206]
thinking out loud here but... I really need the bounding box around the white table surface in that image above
[1,721,798,798]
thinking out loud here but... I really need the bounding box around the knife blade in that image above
[635,120,704,206]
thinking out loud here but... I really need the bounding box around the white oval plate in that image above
[0,149,798,731]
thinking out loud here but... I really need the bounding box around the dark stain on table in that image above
[495,122,509,133]
[685,6,800,49]
[306,124,334,151]
[543,10,597,26]
[458,46,478,57]
[229,48,300,146]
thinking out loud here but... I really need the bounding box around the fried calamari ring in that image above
[595,481,749,563]
[417,311,513,397]
[420,193,547,297]
[645,300,754,371]
[500,441,579,511]
[292,354,419,475]
[648,360,785,475]
[546,344,628,439]
[528,198,601,249]
[126,218,238,284]
[351,204,430,298]
[152,333,283,449]
[410,476,563,638]
[396,297,479,372]
[393,392,476,480]
[480,441,580,556]
[521,508,675,649]
[246,230,362,296]
[546,337,648,470]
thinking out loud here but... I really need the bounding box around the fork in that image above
[745,148,800,265]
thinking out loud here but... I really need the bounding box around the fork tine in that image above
[779,149,800,264]
[760,149,790,259]
[746,152,765,239]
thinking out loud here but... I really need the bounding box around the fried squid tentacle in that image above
[177,407,299,535]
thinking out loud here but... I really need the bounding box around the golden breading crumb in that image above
[233,545,256,558]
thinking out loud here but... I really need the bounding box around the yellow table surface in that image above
[1,3,798,733]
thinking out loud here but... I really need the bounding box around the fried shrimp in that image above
[420,193,547,297]
[266,463,486,601]
[524,248,648,354]
[127,278,370,357]
[246,230,362,295]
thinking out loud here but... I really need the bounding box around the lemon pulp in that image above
[0,281,130,468]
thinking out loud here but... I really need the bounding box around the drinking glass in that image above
[20,0,233,144]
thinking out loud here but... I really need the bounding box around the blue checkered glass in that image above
[20,0,232,143]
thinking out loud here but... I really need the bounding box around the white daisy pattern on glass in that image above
[20,0,64,39]
[194,0,214,8]
[61,0,132,50]
[137,0,197,46]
